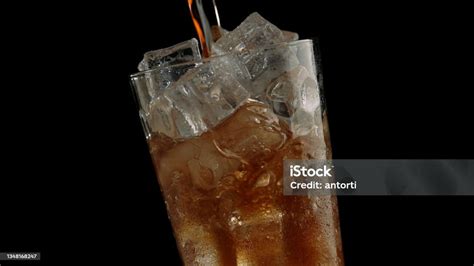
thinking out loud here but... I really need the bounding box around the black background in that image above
[1,0,473,265]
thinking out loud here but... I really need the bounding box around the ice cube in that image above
[253,170,275,188]
[188,159,215,191]
[249,44,300,100]
[138,38,201,71]
[166,84,212,138]
[266,66,324,138]
[147,95,177,138]
[177,224,220,265]
[185,54,251,95]
[211,26,229,42]
[229,206,285,265]
[213,13,299,90]
[146,57,250,139]
[176,61,251,127]
[282,30,299,42]
[214,13,286,55]
[212,102,289,169]
[135,65,198,114]
[186,136,241,191]
[156,139,201,189]
[219,27,229,36]
[133,39,201,114]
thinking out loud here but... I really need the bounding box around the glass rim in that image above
[130,39,314,78]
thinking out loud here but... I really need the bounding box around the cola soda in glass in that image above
[130,18,343,264]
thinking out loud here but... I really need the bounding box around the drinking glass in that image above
[130,40,343,265]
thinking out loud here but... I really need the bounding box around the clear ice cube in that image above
[213,102,288,166]
[212,13,299,99]
[213,12,286,55]
[213,12,291,81]
[249,44,300,99]
[138,38,201,71]
[134,39,201,114]
[146,57,250,139]
[266,66,323,137]
[136,64,198,114]
[282,30,299,42]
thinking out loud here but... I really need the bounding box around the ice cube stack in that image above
[132,12,322,140]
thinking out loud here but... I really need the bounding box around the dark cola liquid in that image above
[148,101,343,265]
